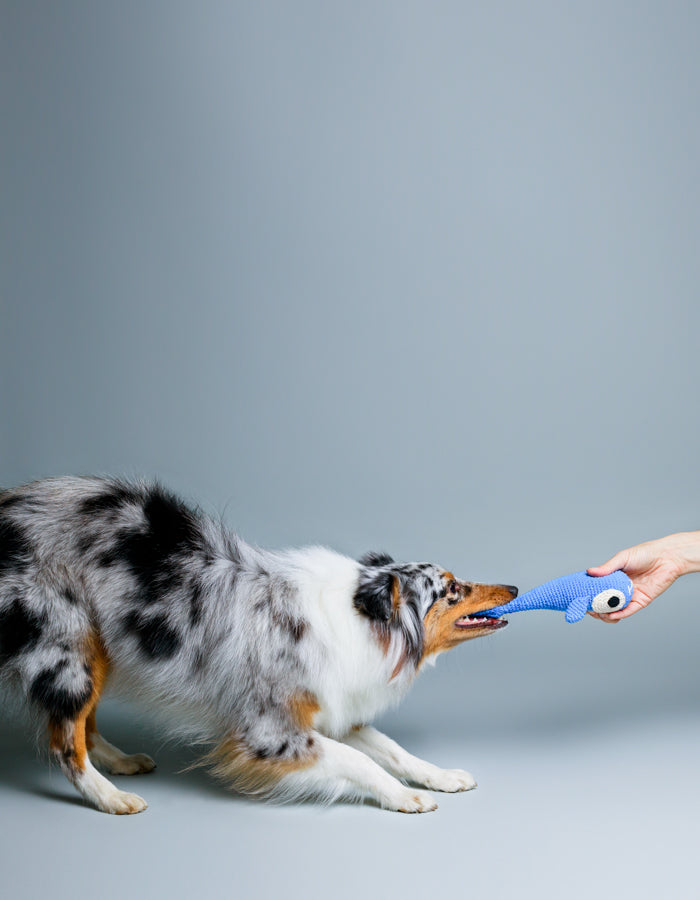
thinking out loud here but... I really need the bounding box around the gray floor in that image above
[1,664,698,900]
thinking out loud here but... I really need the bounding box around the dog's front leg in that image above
[280,734,438,813]
[341,726,476,793]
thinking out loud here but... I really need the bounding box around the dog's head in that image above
[354,552,516,673]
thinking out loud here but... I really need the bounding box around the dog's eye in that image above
[591,589,626,614]
[448,581,458,595]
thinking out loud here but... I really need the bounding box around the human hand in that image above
[586,532,700,622]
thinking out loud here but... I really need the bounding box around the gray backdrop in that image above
[2,2,699,898]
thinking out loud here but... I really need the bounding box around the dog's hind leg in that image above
[86,710,156,776]
[341,725,476,793]
[40,636,148,814]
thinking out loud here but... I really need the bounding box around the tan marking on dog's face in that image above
[289,691,321,731]
[421,580,512,662]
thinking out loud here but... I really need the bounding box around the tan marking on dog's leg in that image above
[289,691,321,730]
[206,735,319,796]
[49,637,148,814]
[85,708,98,751]
[69,635,109,768]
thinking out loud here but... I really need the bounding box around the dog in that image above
[0,476,516,814]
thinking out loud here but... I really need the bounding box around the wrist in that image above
[666,532,700,576]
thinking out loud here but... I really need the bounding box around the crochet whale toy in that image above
[481,569,634,623]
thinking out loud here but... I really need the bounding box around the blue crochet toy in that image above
[482,569,634,623]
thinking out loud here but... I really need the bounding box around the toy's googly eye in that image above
[591,589,626,614]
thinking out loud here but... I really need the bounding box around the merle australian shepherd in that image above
[0,477,516,815]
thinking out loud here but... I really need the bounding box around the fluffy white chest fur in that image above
[282,548,413,737]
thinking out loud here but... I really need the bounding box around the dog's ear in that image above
[358,551,394,567]
[354,569,398,622]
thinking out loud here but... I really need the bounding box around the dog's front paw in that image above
[384,788,438,814]
[419,768,477,793]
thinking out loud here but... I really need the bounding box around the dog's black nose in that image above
[502,585,518,598]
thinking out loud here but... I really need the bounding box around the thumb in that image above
[587,549,630,577]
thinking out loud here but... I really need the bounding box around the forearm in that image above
[665,531,700,575]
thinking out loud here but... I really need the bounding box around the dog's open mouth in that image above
[455,615,508,630]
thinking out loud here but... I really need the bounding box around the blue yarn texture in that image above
[482,569,633,623]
